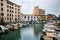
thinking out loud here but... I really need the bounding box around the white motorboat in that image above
[0,25,9,33]
[11,24,19,30]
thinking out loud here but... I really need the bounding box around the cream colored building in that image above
[33,6,45,21]
[0,0,21,22]
[21,14,38,22]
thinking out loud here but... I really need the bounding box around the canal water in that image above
[0,23,44,40]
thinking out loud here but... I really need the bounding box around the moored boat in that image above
[10,24,19,30]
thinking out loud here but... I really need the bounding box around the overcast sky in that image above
[10,0,60,16]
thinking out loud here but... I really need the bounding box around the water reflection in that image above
[33,24,43,40]
[0,30,21,40]
[33,24,43,35]
[20,27,34,40]
[19,23,43,40]
[0,23,44,40]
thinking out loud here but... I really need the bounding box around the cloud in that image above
[20,0,58,13]
[10,0,20,5]
[9,0,60,15]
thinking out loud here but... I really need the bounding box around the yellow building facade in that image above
[33,6,45,21]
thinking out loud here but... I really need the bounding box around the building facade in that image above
[33,6,39,15]
[0,0,21,22]
[33,6,45,21]
[21,14,38,22]
[46,14,57,21]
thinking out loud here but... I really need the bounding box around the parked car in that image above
[0,25,9,34]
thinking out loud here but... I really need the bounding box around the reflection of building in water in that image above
[34,24,43,35]
[0,29,21,40]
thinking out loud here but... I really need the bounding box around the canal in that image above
[0,23,44,40]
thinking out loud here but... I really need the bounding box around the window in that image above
[12,10,14,13]
[18,15,19,17]
[10,6,11,8]
[1,17,3,21]
[7,2,9,4]
[15,11,16,13]
[28,16,29,20]
[12,25,14,27]
[7,14,9,16]
[10,14,11,16]
[7,5,9,8]
[1,3,3,6]
[1,13,4,16]
[7,18,9,20]
[12,7,14,9]
[18,12,20,14]
[7,9,9,12]
[15,18,17,21]
[15,15,17,17]
[28,16,29,18]
[1,17,3,19]
[1,8,3,11]
[12,4,13,6]
[1,0,3,1]
[10,10,11,12]
[18,9,20,11]
[12,14,13,16]
[24,16,26,18]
